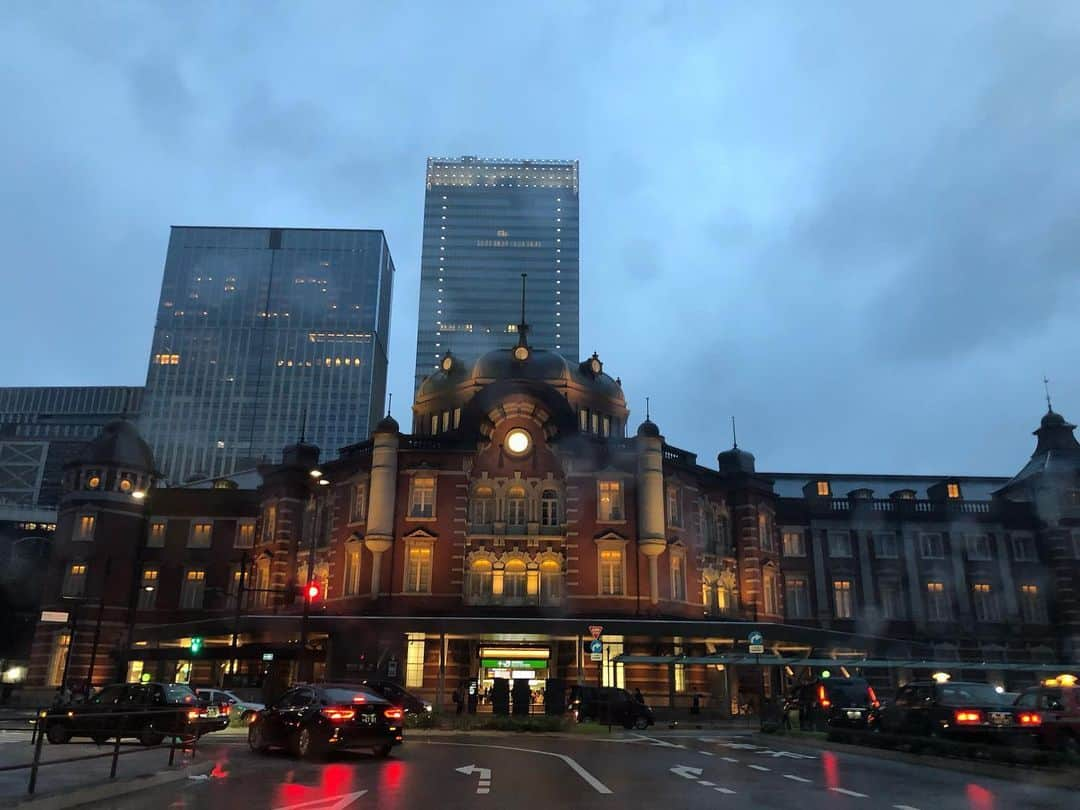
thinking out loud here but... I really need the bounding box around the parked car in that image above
[44,682,221,746]
[569,685,653,729]
[248,684,403,759]
[788,677,879,733]
[872,680,1014,742]
[196,687,265,724]
[1012,680,1080,756]
[360,680,432,714]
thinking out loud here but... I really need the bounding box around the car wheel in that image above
[633,716,650,730]
[46,723,70,744]
[248,722,269,753]
[372,743,392,758]
[295,727,322,760]
[139,724,164,747]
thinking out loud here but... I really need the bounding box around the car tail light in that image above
[384,708,404,721]
[351,695,367,703]
[221,704,230,715]
[818,685,831,708]
[187,709,201,720]
[321,708,356,722]
[954,709,984,725]
[867,686,880,708]
[1018,712,1042,726]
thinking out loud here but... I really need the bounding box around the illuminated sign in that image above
[480,659,546,670]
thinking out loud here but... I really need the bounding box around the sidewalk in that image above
[0,734,209,807]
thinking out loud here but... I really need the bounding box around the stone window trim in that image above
[187,518,215,549]
[666,484,683,529]
[74,512,97,542]
[234,519,257,549]
[403,536,436,593]
[594,534,629,596]
[669,543,687,602]
[406,471,438,522]
[347,477,369,525]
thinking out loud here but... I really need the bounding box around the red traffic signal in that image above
[307,583,320,600]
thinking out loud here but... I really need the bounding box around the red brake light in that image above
[307,584,320,599]
[954,709,984,725]
[352,695,366,703]
[221,704,230,715]
[384,707,404,721]
[187,709,201,720]
[1018,712,1042,726]
[320,708,356,721]
[818,685,831,708]
[867,686,879,708]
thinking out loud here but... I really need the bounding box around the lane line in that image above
[714,787,736,794]
[699,780,715,786]
[421,740,613,794]
[747,764,771,772]
[696,750,714,756]
[633,734,686,749]
[721,756,739,763]
[893,806,920,810]
[783,774,812,783]
[830,787,869,798]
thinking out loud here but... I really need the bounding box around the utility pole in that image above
[227,550,249,683]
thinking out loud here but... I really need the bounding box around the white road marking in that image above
[271,790,368,810]
[715,787,736,795]
[699,780,715,786]
[747,764,771,772]
[633,734,686,748]
[721,756,739,763]
[893,806,920,810]
[697,750,715,756]
[423,741,612,794]
[757,749,817,759]
[670,765,703,780]
[830,787,869,798]
[783,774,812,783]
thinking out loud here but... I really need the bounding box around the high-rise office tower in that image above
[140,227,394,483]
[414,156,580,390]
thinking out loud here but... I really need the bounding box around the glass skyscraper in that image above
[141,227,394,483]
[414,156,580,390]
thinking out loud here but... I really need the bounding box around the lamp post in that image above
[298,472,329,681]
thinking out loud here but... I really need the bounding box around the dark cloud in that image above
[1,0,1078,480]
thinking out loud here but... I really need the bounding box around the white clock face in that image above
[505,428,531,455]
[590,358,601,374]
[513,346,529,361]
[441,356,453,371]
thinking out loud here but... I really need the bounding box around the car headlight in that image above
[424,702,433,712]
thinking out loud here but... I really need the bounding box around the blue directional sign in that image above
[589,640,603,654]
[748,631,764,646]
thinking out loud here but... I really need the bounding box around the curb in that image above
[11,760,215,809]
[749,733,1080,788]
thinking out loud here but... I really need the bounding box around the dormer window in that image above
[816,480,831,497]
[946,482,961,499]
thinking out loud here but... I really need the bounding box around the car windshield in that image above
[164,685,197,703]
[322,687,384,705]
[938,684,1007,706]
[826,682,872,706]
[223,691,243,702]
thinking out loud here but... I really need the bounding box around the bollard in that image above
[168,732,177,766]
[110,732,121,778]
[27,710,47,795]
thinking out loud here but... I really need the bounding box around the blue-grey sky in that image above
[3,0,1078,478]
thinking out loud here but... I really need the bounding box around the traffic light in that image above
[307,583,320,601]
[189,636,204,655]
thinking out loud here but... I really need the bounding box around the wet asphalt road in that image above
[93,730,1073,809]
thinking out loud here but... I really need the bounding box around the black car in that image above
[569,685,654,729]
[248,684,404,759]
[44,682,217,746]
[790,677,879,733]
[873,680,1014,742]
[361,680,432,715]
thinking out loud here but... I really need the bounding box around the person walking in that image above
[453,685,464,715]
[633,687,645,704]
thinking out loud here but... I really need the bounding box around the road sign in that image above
[588,625,603,639]
[747,630,764,646]
[589,640,603,655]
[40,610,69,623]
[749,644,765,654]
[590,653,603,662]
[262,652,274,661]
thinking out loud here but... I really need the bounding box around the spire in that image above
[299,407,307,444]
[645,396,651,421]
[387,392,393,417]
[1044,375,1053,412]
[731,415,738,449]
[514,272,531,347]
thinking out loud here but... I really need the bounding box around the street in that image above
[85,730,1072,810]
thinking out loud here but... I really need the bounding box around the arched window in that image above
[540,490,559,527]
[471,486,494,526]
[504,559,527,600]
[506,485,527,527]
[467,558,493,602]
[540,558,563,604]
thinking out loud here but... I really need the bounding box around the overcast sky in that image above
[3,1,1078,478]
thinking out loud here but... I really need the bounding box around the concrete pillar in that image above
[636,426,667,603]
[365,421,399,595]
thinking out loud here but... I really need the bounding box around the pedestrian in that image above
[453,686,464,715]
[633,687,644,704]
[690,693,701,715]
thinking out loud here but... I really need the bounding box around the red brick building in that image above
[26,330,1080,710]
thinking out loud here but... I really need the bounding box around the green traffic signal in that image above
[190,636,204,655]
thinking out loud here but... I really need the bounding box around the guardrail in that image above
[0,707,208,796]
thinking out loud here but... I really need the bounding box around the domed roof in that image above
[374,414,400,434]
[1041,410,1069,429]
[637,419,661,438]
[717,445,756,474]
[472,347,572,384]
[78,419,155,471]
[996,407,1080,496]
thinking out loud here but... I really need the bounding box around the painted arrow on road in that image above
[671,765,704,779]
[457,764,493,794]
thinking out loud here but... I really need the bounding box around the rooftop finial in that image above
[515,272,530,346]
[299,406,307,444]
[387,392,393,417]
[1044,375,1053,413]
[645,396,651,421]
[731,415,738,449]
